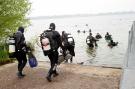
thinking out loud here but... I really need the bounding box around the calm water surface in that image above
[25,13,135,67]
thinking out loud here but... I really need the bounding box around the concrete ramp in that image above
[120,21,135,89]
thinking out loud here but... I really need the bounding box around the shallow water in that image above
[25,13,135,67]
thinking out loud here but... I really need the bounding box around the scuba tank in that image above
[86,38,90,44]
[86,36,94,44]
[40,30,52,56]
[41,37,51,51]
[67,34,74,46]
[8,35,16,58]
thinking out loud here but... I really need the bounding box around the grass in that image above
[0,45,14,66]
[0,38,36,66]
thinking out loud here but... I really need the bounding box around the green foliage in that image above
[0,48,8,59]
[26,37,38,53]
[27,41,35,52]
[0,0,31,40]
[0,0,31,64]
[0,45,11,65]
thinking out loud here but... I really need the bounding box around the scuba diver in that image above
[61,31,75,63]
[83,30,86,33]
[77,30,80,33]
[89,29,91,33]
[86,32,98,48]
[105,32,112,41]
[14,27,27,78]
[40,23,63,82]
[108,39,118,47]
[95,33,102,39]
[86,24,88,26]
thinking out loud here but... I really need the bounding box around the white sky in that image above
[29,0,135,17]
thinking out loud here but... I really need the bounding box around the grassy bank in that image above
[0,38,36,66]
[0,45,14,65]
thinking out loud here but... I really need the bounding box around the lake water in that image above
[25,13,135,67]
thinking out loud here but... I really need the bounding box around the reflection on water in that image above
[86,47,97,57]
[85,46,97,64]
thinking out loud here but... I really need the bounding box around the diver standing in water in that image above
[86,32,97,48]
[105,32,112,40]
[108,39,118,47]
[95,33,102,39]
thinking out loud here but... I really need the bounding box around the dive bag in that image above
[28,52,38,68]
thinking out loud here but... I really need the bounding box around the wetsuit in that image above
[15,30,27,76]
[45,30,62,81]
[62,33,75,62]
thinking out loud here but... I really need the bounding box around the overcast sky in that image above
[29,0,135,17]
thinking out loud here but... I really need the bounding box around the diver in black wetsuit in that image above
[42,23,63,82]
[14,27,27,78]
[61,31,75,63]
[86,33,97,48]
[105,32,112,40]
[95,33,102,39]
[108,40,118,47]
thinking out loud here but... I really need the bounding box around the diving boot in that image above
[46,72,52,82]
[17,72,24,78]
[46,76,52,82]
[53,70,59,77]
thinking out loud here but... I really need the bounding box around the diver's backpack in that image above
[40,30,53,56]
[67,34,75,46]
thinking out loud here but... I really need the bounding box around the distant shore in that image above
[29,11,135,20]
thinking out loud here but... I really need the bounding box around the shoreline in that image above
[0,62,122,89]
